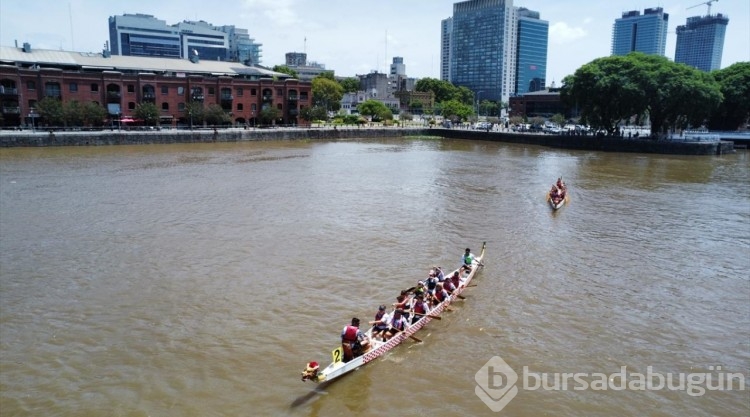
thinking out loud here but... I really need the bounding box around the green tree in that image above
[133,102,159,126]
[204,104,231,125]
[300,105,328,122]
[318,71,336,81]
[64,100,85,126]
[82,102,107,126]
[339,77,360,93]
[561,55,644,135]
[258,106,281,125]
[312,76,343,112]
[479,100,498,117]
[272,65,299,79]
[185,101,204,128]
[633,54,721,135]
[415,78,456,103]
[561,53,722,137]
[551,113,566,126]
[708,62,750,131]
[357,99,392,121]
[36,97,65,126]
[440,99,473,121]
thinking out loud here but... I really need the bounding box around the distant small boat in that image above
[547,178,568,210]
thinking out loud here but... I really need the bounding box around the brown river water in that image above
[0,138,748,416]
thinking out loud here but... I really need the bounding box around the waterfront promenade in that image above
[0,125,737,155]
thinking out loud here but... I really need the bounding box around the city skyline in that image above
[0,0,748,85]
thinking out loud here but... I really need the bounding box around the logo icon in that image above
[475,356,519,412]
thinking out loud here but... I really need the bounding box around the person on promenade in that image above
[341,317,370,362]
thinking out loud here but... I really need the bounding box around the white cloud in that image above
[241,0,299,27]
[549,22,587,45]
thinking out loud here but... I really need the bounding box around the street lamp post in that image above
[252,110,255,128]
[29,108,36,133]
[475,91,483,117]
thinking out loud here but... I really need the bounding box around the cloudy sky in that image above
[1,0,748,84]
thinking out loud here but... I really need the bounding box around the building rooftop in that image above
[0,45,289,79]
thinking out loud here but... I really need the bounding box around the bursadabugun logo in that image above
[475,356,519,412]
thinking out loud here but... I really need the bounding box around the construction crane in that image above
[687,0,718,15]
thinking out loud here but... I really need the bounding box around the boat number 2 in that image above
[332,347,343,364]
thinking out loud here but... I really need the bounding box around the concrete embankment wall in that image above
[0,127,734,155]
[430,129,735,156]
[0,127,427,147]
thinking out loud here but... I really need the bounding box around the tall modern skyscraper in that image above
[108,13,262,64]
[611,7,669,56]
[447,0,516,104]
[440,17,453,81]
[515,8,548,95]
[675,14,729,72]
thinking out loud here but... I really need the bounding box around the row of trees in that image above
[561,53,750,136]
[29,97,289,128]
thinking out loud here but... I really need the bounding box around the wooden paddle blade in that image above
[456,294,466,300]
[409,335,422,343]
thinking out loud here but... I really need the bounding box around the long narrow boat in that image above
[300,242,486,383]
[547,180,569,210]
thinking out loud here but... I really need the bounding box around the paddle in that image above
[411,311,441,320]
[397,328,422,343]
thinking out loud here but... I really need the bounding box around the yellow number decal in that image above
[332,347,343,364]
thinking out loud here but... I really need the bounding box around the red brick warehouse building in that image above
[0,43,312,128]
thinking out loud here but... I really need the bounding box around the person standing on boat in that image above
[383,309,408,341]
[341,317,370,362]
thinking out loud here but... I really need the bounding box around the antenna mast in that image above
[69,2,75,50]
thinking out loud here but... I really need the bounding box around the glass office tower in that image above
[675,14,729,72]
[109,14,181,58]
[611,7,668,56]
[449,0,516,104]
[440,17,453,82]
[515,8,548,95]
[109,13,261,64]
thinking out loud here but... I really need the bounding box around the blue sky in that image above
[1,0,748,84]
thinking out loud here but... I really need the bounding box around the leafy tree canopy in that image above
[708,62,750,130]
[272,65,299,79]
[134,102,159,126]
[338,77,360,93]
[357,99,392,121]
[561,52,722,136]
[440,99,473,121]
[312,76,344,111]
